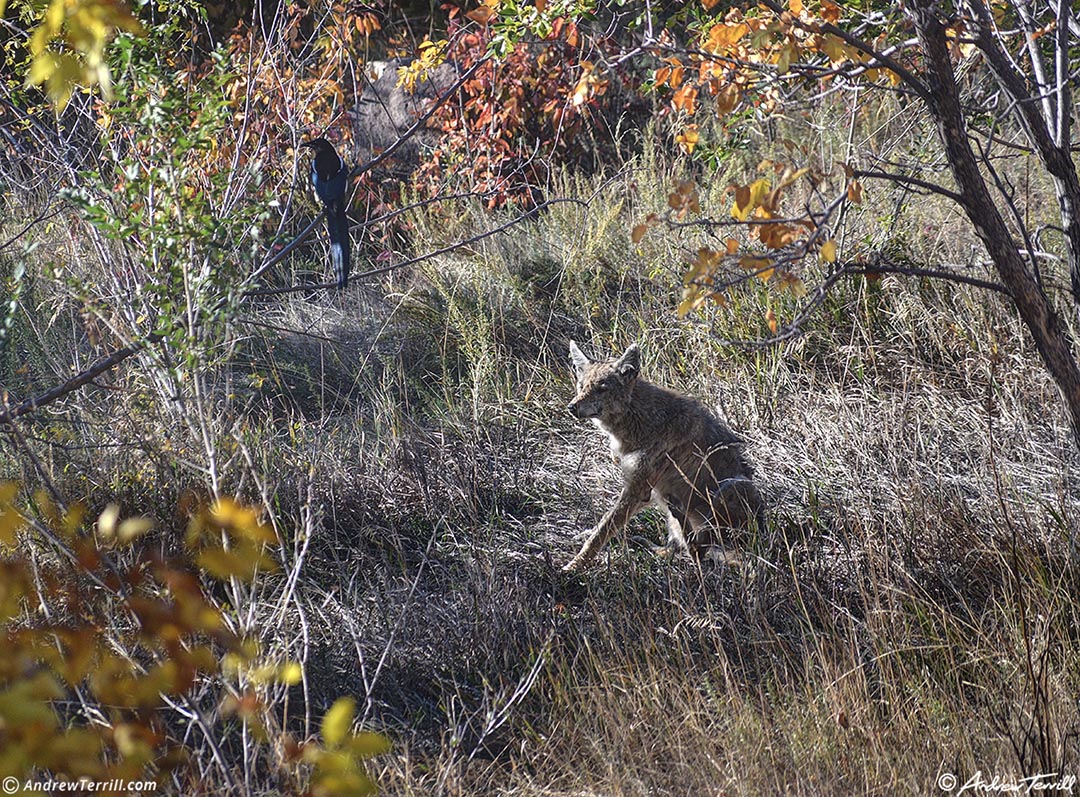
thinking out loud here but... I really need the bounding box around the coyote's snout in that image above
[564,341,764,572]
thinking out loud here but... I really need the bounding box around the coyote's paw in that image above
[562,554,590,573]
[652,543,678,560]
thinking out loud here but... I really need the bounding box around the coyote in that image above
[564,341,764,572]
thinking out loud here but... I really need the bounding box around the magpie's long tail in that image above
[325,202,351,288]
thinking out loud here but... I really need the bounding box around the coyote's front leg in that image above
[563,478,650,572]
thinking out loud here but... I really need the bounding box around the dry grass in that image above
[3,105,1079,795]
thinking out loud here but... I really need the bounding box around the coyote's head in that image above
[567,341,640,420]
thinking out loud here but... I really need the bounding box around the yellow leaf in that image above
[777,166,808,189]
[278,662,303,685]
[97,503,120,539]
[210,498,275,543]
[27,51,60,85]
[676,295,705,317]
[0,481,24,546]
[821,35,853,64]
[732,179,770,222]
[0,482,20,510]
[323,697,357,748]
[45,53,84,111]
[779,272,808,297]
[196,546,276,580]
[44,0,64,34]
[118,517,154,544]
[820,239,837,263]
[675,125,699,154]
[776,43,796,75]
[349,731,391,758]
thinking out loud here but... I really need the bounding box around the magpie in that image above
[301,137,351,288]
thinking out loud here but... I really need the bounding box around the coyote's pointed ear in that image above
[616,344,640,380]
[569,340,591,377]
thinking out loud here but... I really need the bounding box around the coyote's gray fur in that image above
[564,341,764,571]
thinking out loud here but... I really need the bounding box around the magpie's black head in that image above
[300,137,334,153]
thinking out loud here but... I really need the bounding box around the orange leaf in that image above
[739,255,772,272]
[732,185,751,220]
[466,5,495,23]
[672,84,698,114]
[716,83,740,116]
[705,22,750,52]
[820,0,841,24]
[631,224,648,244]
[725,238,739,255]
[758,222,796,249]
[766,307,778,334]
[677,289,708,318]
[847,180,863,204]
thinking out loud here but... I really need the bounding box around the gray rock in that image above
[351,59,461,178]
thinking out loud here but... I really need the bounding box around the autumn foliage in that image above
[0,487,386,795]
[411,4,623,207]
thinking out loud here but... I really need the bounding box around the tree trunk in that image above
[907,0,1080,451]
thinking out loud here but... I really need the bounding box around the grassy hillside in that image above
[2,62,1078,797]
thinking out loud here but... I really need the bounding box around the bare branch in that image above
[0,336,156,425]
[853,168,964,202]
[845,262,1008,294]
[0,205,62,252]
[243,215,323,288]
[1011,0,1055,129]
[1052,0,1072,147]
